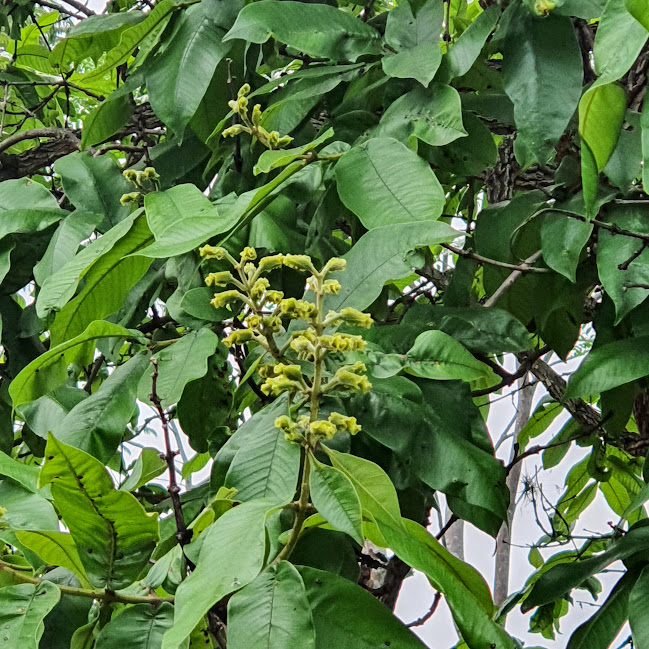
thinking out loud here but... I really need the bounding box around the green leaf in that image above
[324,221,456,312]
[224,0,382,62]
[72,0,177,85]
[39,436,159,590]
[81,93,133,149]
[309,455,364,546]
[299,566,428,649]
[54,152,131,228]
[254,128,333,176]
[138,328,219,408]
[161,500,272,649]
[181,452,210,480]
[138,184,229,258]
[224,416,300,504]
[120,448,167,492]
[334,138,445,229]
[0,451,39,492]
[629,565,649,648]
[540,213,593,282]
[593,0,648,85]
[502,9,583,165]
[377,83,467,148]
[95,603,174,649]
[597,204,649,322]
[437,6,500,82]
[0,582,60,649]
[36,211,141,318]
[50,215,153,345]
[9,321,137,408]
[566,337,649,398]
[626,0,649,30]
[33,211,103,287]
[228,562,316,649]
[517,400,563,450]
[578,83,627,215]
[401,330,494,382]
[15,530,91,588]
[146,0,242,136]
[53,353,150,461]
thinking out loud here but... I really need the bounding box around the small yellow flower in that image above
[237,83,251,98]
[261,375,303,396]
[123,169,138,182]
[283,254,315,273]
[120,191,140,205]
[205,271,233,288]
[251,277,270,300]
[223,125,246,138]
[258,254,285,272]
[142,167,159,181]
[200,245,228,260]
[261,315,282,333]
[328,412,362,435]
[339,307,372,329]
[223,329,254,347]
[323,279,342,295]
[323,257,346,274]
[252,104,263,126]
[241,247,257,262]
[273,363,303,382]
[335,369,372,393]
[211,290,243,309]
[265,290,284,305]
[245,314,263,329]
[290,333,316,360]
[309,419,337,439]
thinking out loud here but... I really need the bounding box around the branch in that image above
[0,561,173,604]
[435,514,458,540]
[149,358,192,553]
[0,128,77,156]
[406,592,441,627]
[443,243,550,273]
[59,0,95,16]
[483,250,543,308]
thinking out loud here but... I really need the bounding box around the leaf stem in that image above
[0,561,173,604]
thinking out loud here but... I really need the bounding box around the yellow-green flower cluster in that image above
[275,411,361,442]
[222,84,293,150]
[120,167,160,205]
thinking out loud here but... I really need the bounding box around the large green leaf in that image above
[81,93,133,150]
[502,9,583,165]
[334,138,445,229]
[309,455,364,546]
[0,178,58,210]
[95,603,174,649]
[137,328,219,408]
[39,436,159,590]
[53,352,150,461]
[139,184,229,258]
[565,336,649,398]
[54,152,131,228]
[228,562,316,649]
[161,500,272,649]
[36,211,142,318]
[224,414,300,504]
[643,90,649,194]
[0,451,39,492]
[73,0,177,85]
[50,215,153,345]
[593,0,648,85]
[578,83,627,215]
[540,213,593,282]
[299,566,427,649]
[9,321,138,407]
[33,211,103,287]
[15,530,91,588]
[381,0,443,87]
[596,204,649,322]
[324,220,456,312]
[146,0,242,136]
[120,448,168,492]
[224,0,382,62]
[377,83,467,148]
[629,565,649,648]
[0,582,60,649]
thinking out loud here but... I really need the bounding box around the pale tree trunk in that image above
[493,375,534,607]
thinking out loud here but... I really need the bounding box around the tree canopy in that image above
[0,0,649,647]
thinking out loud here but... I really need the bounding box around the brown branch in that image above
[443,244,550,274]
[149,358,193,555]
[484,250,543,308]
[0,127,77,156]
[84,354,105,394]
[35,0,84,18]
[407,592,441,627]
[59,0,95,16]
[435,514,458,540]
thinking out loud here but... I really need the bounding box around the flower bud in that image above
[274,363,303,382]
[199,245,228,260]
[143,167,159,181]
[211,290,243,309]
[283,254,315,273]
[261,375,302,396]
[309,419,337,440]
[340,307,372,329]
[205,271,233,288]
[323,279,342,295]
[328,412,362,435]
[251,104,263,126]
[223,125,245,138]
[123,169,138,183]
[258,254,285,272]
[240,247,257,262]
[223,328,254,348]
[323,257,346,274]
[237,83,251,98]
[250,277,270,300]
[265,290,284,305]
[120,191,140,205]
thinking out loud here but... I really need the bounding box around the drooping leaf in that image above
[334,137,445,229]
[95,603,175,649]
[161,500,272,649]
[228,562,316,649]
[629,564,649,649]
[9,321,138,407]
[81,93,133,150]
[0,582,60,649]
[224,0,382,62]
[540,212,593,282]
[120,448,168,492]
[0,451,39,492]
[308,455,364,546]
[324,220,456,312]
[137,328,219,408]
[502,9,583,165]
[39,436,159,590]
[299,566,428,649]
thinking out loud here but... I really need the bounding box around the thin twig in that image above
[59,0,95,16]
[483,250,543,308]
[84,354,105,394]
[435,514,458,540]
[149,358,193,555]
[0,561,173,604]
[407,592,442,627]
[443,244,550,273]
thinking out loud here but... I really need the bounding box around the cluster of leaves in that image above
[1,0,649,647]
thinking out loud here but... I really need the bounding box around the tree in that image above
[0,0,648,646]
